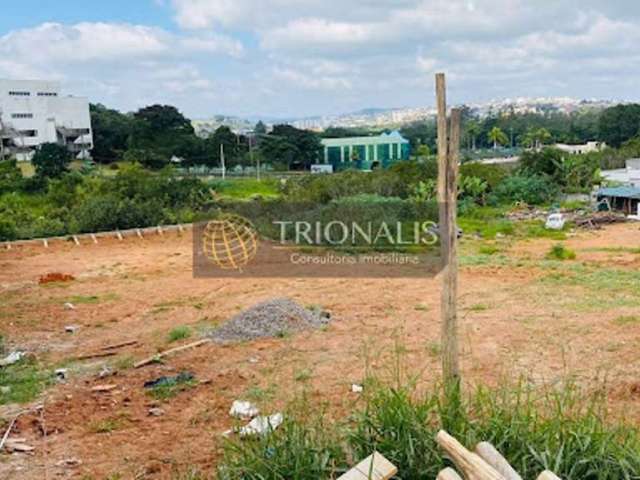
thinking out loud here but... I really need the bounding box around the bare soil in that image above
[1,223,639,479]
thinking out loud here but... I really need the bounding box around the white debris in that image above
[0,351,25,367]
[351,383,364,393]
[63,302,76,310]
[55,369,68,381]
[148,407,165,417]
[229,400,259,419]
[239,413,283,437]
[545,213,566,230]
[64,325,79,334]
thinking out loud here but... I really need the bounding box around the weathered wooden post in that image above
[436,73,461,390]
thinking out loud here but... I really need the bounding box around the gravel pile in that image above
[209,297,330,343]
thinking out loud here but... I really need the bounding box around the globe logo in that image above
[201,214,258,271]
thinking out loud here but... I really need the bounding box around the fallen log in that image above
[133,338,212,368]
[435,430,505,480]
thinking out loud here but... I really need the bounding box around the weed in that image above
[613,315,640,326]
[167,326,192,343]
[426,341,441,357]
[89,417,123,434]
[67,293,119,304]
[113,356,135,370]
[414,303,429,311]
[547,244,576,261]
[294,369,312,382]
[468,303,490,312]
[0,357,52,405]
[478,243,501,255]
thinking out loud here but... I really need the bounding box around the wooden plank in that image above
[475,442,522,480]
[133,338,212,368]
[436,72,461,386]
[537,471,562,480]
[337,452,397,480]
[436,430,505,480]
[436,467,464,480]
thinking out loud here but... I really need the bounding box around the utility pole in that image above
[436,73,461,394]
[220,143,226,180]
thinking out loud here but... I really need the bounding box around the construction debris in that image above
[208,298,330,344]
[38,272,75,284]
[91,384,117,393]
[575,212,628,230]
[229,400,259,419]
[545,213,566,230]
[337,451,397,480]
[143,371,194,389]
[239,413,283,437]
[55,368,68,381]
[65,325,79,334]
[148,407,165,417]
[0,351,25,367]
[351,384,364,393]
[2,438,34,453]
[63,302,76,310]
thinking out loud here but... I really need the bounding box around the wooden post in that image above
[436,73,461,388]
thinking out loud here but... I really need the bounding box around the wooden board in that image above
[337,452,397,480]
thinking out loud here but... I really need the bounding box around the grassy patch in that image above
[467,303,490,312]
[478,243,502,255]
[66,293,119,304]
[219,381,640,480]
[89,417,125,434]
[0,357,52,405]
[167,326,192,343]
[546,243,576,261]
[613,315,640,326]
[519,221,568,240]
[208,178,280,200]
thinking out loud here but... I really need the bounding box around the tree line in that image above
[90,104,322,170]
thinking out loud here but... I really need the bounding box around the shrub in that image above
[32,143,71,179]
[0,159,24,194]
[547,244,576,261]
[459,163,508,190]
[492,174,558,205]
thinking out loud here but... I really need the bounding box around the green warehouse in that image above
[320,131,411,171]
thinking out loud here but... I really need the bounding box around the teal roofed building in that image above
[320,131,411,171]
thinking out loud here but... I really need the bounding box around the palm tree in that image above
[487,127,508,149]
[465,120,481,150]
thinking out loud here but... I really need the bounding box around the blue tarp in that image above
[597,186,640,199]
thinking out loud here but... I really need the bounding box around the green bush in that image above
[492,174,558,205]
[547,243,577,260]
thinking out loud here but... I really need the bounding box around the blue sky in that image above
[1,1,639,119]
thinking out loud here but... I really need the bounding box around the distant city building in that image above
[554,141,605,155]
[0,79,93,161]
[320,131,410,170]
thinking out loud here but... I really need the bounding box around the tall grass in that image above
[218,380,640,479]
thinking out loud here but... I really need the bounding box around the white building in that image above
[0,79,93,161]
[554,141,605,155]
[601,158,640,187]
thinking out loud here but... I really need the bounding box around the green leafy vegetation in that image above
[547,244,577,261]
[218,381,640,479]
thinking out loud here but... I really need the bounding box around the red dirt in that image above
[1,223,639,479]
[38,272,76,284]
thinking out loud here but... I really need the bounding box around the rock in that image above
[239,413,283,436]
[55,369,68,381]
[63,302,76,311]
[0,351,25,367]
[64,325,79,334]
[91,384,117,392]
[148,407,165,417]
[56,458,82,468]
[229,400,259,419]
[248,357,259,364]
[98,366,113,378]
[351,383,364,393]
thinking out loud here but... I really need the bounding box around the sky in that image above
[1,0,639,119]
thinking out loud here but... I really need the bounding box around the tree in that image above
[254,121,267,135]
[0,158,23,194]
[32,143,71,178]
[465,120,481,150]
[487,127,508,149]
[260,124,321,170]
[206,126,244,168]
[522,127,552,150]
[90,104,133,163]
[598,104,640,148]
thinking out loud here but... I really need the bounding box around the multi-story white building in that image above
[0,79,93,161]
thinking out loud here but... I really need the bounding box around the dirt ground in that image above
[1,223,640,479]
